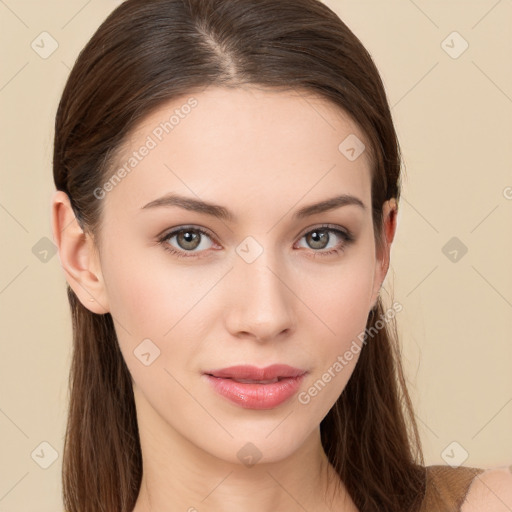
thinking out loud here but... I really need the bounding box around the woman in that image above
[50,0,512,510]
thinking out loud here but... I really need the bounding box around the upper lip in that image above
[205,364,307,380]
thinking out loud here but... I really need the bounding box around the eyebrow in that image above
[140,192,365,222]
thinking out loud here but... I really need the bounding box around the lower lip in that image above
[203,374,306,410]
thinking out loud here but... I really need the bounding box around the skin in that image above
[52,85,398,512]
[461,467,512,511]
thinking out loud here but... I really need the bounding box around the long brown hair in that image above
[53,0,425,510]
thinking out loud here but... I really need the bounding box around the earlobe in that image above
[51,190,109,314]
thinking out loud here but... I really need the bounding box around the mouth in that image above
[202,365,308,410]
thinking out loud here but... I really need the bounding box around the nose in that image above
[224,251,296,343]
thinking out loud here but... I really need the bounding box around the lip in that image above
[203,364,308,410]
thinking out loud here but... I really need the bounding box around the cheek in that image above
[101,240,193,336]
[103,264,166,336]
[301,256,375,337]
[295,252,375,383]
[100,244,217,382]
[294,267,373,417]
[102,255,199,406]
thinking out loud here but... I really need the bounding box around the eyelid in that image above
[157,224,216,240]
[296,223,354,241]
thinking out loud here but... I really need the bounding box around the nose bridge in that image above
[225,238,295,340]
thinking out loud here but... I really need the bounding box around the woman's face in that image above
[63,86,393,464]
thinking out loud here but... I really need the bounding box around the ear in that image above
[369,198,398,311]
[51,190,110,314]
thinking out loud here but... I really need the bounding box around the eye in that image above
[295,224,354,258]
[158,226,216,259]
[157,223,354,259]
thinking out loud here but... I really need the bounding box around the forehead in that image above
[103,86,372,221]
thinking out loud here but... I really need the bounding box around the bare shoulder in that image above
[461,466,512,512]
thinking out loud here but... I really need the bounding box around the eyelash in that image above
[157,224,354,260]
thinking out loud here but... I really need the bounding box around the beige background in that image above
[1,0,511,510]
